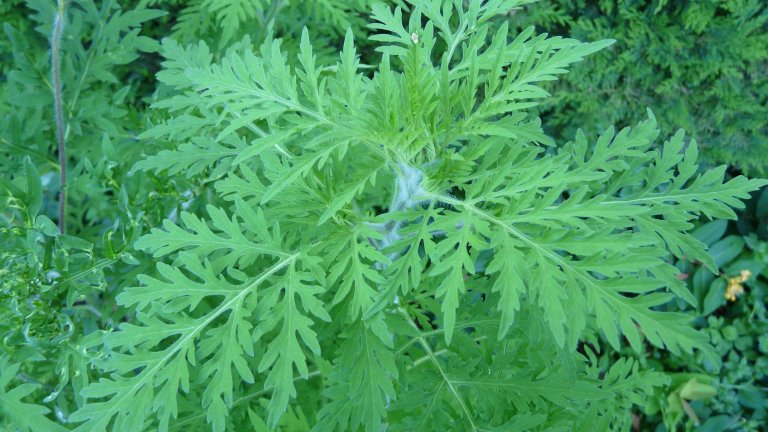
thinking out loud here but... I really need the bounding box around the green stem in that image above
[168,371,322,429]
[50,256,122,293]
[398,308,478,431]
[52,0,67,234]
[0,138,59,168]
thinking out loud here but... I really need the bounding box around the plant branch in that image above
[52,0,67,234]
[169,370,322,429]
[14,372,55,392]
[0,138,59,168]
[398,307,479,431]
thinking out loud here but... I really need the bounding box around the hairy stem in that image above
[369,163,429,260]
[52,0,67,233]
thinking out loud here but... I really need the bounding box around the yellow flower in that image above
[739,269,752,281]
[725,270,752,302]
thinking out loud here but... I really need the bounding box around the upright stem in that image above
[370,163,429,266]
[52,0,67,233]
[265,0,285,24]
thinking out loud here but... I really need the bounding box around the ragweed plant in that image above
[2,1,767,431]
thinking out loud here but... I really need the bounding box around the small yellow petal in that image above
[725,279,745,302]
[739,269,752,282]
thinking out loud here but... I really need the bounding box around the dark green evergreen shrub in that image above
[509,0,768,175]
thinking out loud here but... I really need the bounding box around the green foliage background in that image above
[0,1,766,431]
[508,0,768,176]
